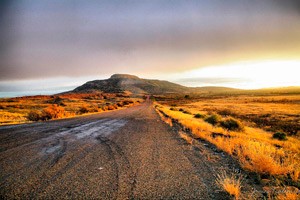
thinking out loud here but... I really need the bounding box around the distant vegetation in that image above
[0,92,142,125]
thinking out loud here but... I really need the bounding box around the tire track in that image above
[33,118,129,197]
[0,137,68,184]
[32,143,96,197]
[96,136,137,200]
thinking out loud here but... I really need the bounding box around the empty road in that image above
[0,100,260,199]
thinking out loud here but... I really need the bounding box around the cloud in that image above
[0,0,300,81]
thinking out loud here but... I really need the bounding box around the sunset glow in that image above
[171,60,300,89]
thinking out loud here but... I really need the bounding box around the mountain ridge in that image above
[70,74,239,94]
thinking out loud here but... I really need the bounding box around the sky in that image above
[1,0,300,97]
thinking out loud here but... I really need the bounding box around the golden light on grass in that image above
[0,94,141,125]
[216,171,242,199]
[156,99,300,179]
[276,190,299,200]
[179,131,193,145]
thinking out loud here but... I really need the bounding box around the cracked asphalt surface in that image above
[0,99,260,199]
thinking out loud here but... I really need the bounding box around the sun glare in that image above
[175,60,300,89]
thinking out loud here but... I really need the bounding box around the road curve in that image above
[0,100,258,199]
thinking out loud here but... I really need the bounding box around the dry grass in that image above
[186,95,300,136]
[156,109,173,126]
[0,93,142,125]
[179,131,194,145]
[216,171,242,199]
[276,191,299,200]
[155,101,300,183]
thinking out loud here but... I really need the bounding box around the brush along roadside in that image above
[154,103,300,199]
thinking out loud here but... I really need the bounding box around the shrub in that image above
[183,110,192,114]
[273,132,287,141]
[78,106,89,114]
[218,109,235,116]
[194,113,206,119]
[179,108,184,112]
[27,110,41,121]
[89,105,99,112]
[123,100,134,105]
[117,102,124,107]
[205,114,221,126]
[107,105,115,110]
[42,104,65,120]
[102,106,108,111]
[220,118,244,131]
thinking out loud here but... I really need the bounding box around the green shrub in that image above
[205,114,221,126]
[220,118,244,131]
[194,113,206,119]
[273,132,287,141]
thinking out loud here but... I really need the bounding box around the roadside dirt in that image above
[0,99,262,199]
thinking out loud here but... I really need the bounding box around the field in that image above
[155,93,300,199]
[0,92,142,125]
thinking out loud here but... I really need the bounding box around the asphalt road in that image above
[0,100,260,199]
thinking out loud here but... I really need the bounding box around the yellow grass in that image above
[0,94,142,125]
[185,95,300,136]
[179,131,194,144]
[156,103,300,179]
[216,171,241,199]
[276,191,299,200]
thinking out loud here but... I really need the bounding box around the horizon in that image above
[1,1,300,97]
[0,72,299,98]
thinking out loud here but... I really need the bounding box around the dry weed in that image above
[216,171,242,200]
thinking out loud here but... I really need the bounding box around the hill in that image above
[70,74,299,95]
[72,74,190,94]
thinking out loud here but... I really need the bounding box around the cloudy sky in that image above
[1,0,300,96]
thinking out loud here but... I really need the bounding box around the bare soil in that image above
[0,100,262,199]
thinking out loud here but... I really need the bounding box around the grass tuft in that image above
[216,171,242,199]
